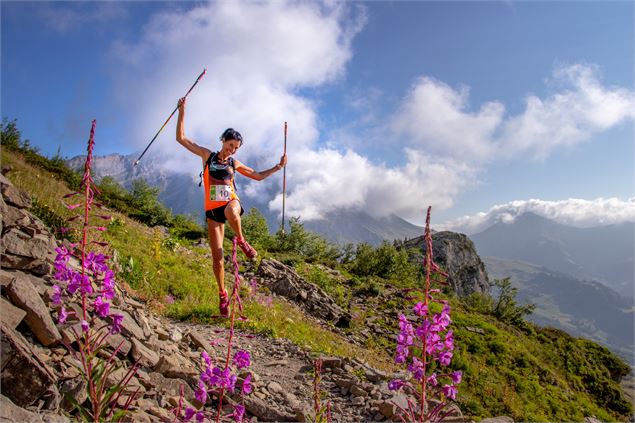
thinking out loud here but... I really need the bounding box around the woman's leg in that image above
[225,200,257,259]
[207,218,226,294]
[224,200,244,240]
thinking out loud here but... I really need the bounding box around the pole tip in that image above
[133,160,139,167]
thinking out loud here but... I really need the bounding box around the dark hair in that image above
[220,128,243,144]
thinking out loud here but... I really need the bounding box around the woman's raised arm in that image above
[176,97,211,160]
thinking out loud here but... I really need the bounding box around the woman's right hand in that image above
[177,97,186,111]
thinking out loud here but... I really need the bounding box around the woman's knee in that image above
[225,201,241,219]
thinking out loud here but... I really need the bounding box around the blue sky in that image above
[2,1,634,229]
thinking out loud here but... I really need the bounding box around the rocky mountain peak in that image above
[403,231,490,297]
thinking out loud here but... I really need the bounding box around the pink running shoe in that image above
[236,237,258,260]
[219,289,230,317]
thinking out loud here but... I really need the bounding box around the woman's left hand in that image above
[278,154,287,169]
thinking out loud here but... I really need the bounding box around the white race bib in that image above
[210,184,232,201]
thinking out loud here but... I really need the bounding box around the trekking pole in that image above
[281,121,288,233]
[134,68,207,166]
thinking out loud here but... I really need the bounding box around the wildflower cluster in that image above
[174,237,253,422]
[53,246,122,334]
[388,207,462,422]
[308,358,332,423]
[53,120,139,422]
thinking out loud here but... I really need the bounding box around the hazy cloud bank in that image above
[438,198,635,235]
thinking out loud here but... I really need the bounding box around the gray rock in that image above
[168,327,183,342]
[154,354,197,379]
[188,330,211,352]
[238,394,297,422]
[1,254,52,276]
[59,376,88,412]
[0,297,27,329]
[0,394,45,422]
[267,381,283,394]
[350,384,369,398]
[1,184,32,209]
[403,231,490,296]
[320,356,342,369]
[131,338,160,368]
[156,327,169,340]
[2,228,52,261]
[145,372,194,399]
[481,418,514,423]
[257,259,352,327]
[1,324,57,407]
[6,272,61,346]
[109,308,145,341]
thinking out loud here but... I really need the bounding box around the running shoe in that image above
[236,237,258,260]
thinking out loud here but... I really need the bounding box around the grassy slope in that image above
[4,149,632,421]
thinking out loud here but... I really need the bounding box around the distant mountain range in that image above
[470,212,634,299]
[484,256,634,363]
[67,153,423,244]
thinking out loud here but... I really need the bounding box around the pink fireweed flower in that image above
[79,274,93,295]
[233,350,251,369]
[232,404,246,422]
[413,301,428,316]
[451,371,462,384]
[184,407,196,422]
[55,246,73,262]
[92,296,110,317]
[52,285,63,305]
[438,350,453,367]
[109,313,124,334]
[397,332,414,346]
[444,330,455,350]
[165,294,175,304]
[442,384,458,400]
[81,320,90,332]
[241,373,252,395]
[427,373,438,386]
[408,357,425,381]
[195,380,208,403]
[388,379,405,391]
[201,350,212,367]
[195,411,205,423]
[86,252,108,274]
[58,306,69,324]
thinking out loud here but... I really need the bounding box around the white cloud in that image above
[109,0,365,171]
[438,198,635,234]
[390,64,635,163]
[499,64,635,159]
[267,147,476,222]
[391,77,504,161]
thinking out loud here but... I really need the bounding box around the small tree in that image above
[492,278,535,326]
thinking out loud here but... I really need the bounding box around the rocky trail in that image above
[1,168,471,422]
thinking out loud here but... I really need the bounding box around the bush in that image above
[347,241,418,283]
[272,217,341,265]
[241,208,274,249]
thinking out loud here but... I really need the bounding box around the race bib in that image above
[210,184,232,201]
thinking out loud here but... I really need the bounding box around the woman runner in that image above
[176,97,287,316]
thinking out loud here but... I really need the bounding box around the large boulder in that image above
[257,259,352,328]
[403,231,490,296]
[5,272,61,346]
[1,324,57,407]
